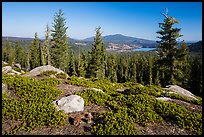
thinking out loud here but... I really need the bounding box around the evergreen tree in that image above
[14,41,24,64]
[39,46,46,66]
[174,41,190,87]
[148,56,153,85]
[42,24,51,65]
[76,51,86,77]
[156,9,184,85]
[30,32,40,69]
[87,26,106,78]
[107,54,117,82]
[136,57,144,83]
[5,41,15,66]
[189,57,202,97]
[25,51,31,71]
[68,50,76,76]
[50,9,68,71]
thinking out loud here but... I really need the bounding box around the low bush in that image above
[2,75,68,135]
[56,72,67,79]
[37,70,57,77]
[75,81,202,135]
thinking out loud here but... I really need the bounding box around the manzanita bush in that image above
[2,75,68,135]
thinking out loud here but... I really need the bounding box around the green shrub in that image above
[2,75,68,135]
[190,97,202,105]
[75,89,112,106]
[37,70,57,77]
[67,76,123,94]
[56,72,67,79]
[40,77,62,87]
[13,67,21,72]
[154,100,202,135]
[91,110,139,135]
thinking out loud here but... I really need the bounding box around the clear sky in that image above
[2,2,202,42]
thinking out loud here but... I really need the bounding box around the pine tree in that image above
[30,32,40,69]
[5,41,15,66]
[39,46,45,66]
[156,9,184,85]
[107,54,117,82]
[14,41,24,64]
[50,9,68,71]
[189,57,202,97]
[87,26,106,78]
[42,24,51,65]
[76,51,86,77]
[174,41,190,87]
[68,49,76,76]
[148,55,153,85]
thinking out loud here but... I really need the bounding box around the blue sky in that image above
[2,2,202,42]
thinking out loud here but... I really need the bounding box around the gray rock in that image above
[23,65,69,78]
[2,61,8,65]
[11,69,21,75]
[156,97,172,101]
[2,83,8,92]
[116,87,128,92]
[2,66,21,75]
[2,66,12,74]
[14,63,21,69]
[50,74,56,78]
[164,85,197,100]
[52,95,84,113]
[20,70,25,74]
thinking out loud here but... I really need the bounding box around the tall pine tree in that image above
[107,54,117,82]
[68,49,76,76]
[42,24,51,65]
[30,32,40,69]
[87,26,106,79]
[156,9,185,85]
[50,9,68,71]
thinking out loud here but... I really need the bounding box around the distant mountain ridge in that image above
[83,34,156,44]
[2,36,34,41]
[188,41,202,53]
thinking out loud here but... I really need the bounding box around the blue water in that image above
[133,48,156,51]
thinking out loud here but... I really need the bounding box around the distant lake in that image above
[133,48,156,51]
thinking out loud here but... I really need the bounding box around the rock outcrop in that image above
[2,61,8,65]
[52,95,84,113]
[23,65,69,78]
[163,85,197,101]
[2,66,21,75]
[14,63,21,69]
[156,97,172,101]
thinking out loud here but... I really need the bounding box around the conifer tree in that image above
[14,41,24,64]
[39,46,45,66]
[148,56,153,85]
[30,32,40,69]
[42,24,51,65]
[156,9,185,85]
[68,49,76,76]
[50,9,68,71]
[174,41,190,87]
[5,41,15,66]
[107,54,117,82]
[87,26,106,78]
[116,56,125,82]
[189,57,202,97]
[76,51,86,77]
